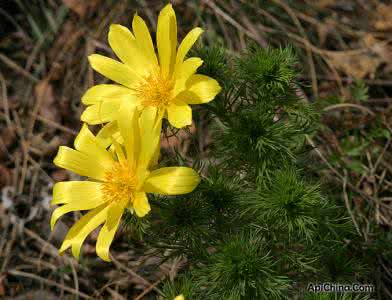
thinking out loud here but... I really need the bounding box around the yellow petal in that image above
[174,295,185,300]
[108,24,151,75]
[51,205,78,230]
[96,201,125,261]
[96,216,121,262]
[178,57,203,81]
[149,136,161,169]
[132,14,158,67]
[174,27,203,72]
[81,98,123,124]
[51,188,106,231]
[81,84,133,105]
[112,139,126,163]
[118,101,140,164]
[52,181,105,205]
[88,54,138,88]
[59,204,108,260]
[133,192,151,217]
[173,57,203,97]
[176,74,221,104]
[96,121,121,149]
[54,146,110,181]
[167,100,192,128]
[143,167,200,195]
[137,107,161,171]
[107,198,127,230]
[74,125,114,167]
[157,3,177,77]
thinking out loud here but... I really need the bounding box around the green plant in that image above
[126,46,374,299]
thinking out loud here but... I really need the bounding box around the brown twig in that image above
[0,71,11,127]
[7,269,91,299]
[133,277,164,300]
[110,254,163,296]
[272,0,318,98]
[342,171,363,237]
[0,53,39,83]
[35,113,78,135]
[323,103,375,116]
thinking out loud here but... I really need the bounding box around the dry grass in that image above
[1,0,392,299]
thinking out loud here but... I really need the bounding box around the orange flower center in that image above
[135,71,174,108]
[101,162,138,204]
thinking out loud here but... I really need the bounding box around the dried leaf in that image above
[161,123,196,150]
[34,80,59,126]
[51,169,69,182]
[310,0,337,8]
[363,182,373,196]
[62,0,99,18]
[0,165,12,188]
[0,127,16,161]
[363,34,392,70]
[48,20,84,65]
[328,52,382,79]
[0,276,5,297]
[317,18,334,46]
[1,127,16,147]
[374,4,392,31]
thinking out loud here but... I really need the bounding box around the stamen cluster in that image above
[101,162,138,204]
[136,72,174,108]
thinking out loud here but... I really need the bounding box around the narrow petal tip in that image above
[97,248,112,262]
[50,218,56,231]
[194,27,204,34]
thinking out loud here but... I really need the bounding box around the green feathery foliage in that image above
[239,167,324,241]
[196,233,290,300]
[161,274,196,300]
[124,45,375,299]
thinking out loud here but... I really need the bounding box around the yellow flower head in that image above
[51,103,200,261]
[174,295,185,300]
[81,3,221,129]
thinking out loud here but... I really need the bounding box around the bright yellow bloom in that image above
[174,295,185,300]
[81,3,221,129]
[51,103,200,261]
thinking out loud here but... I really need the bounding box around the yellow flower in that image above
[81,3,221,129]
[51,103,200,261]
[174,295,185,300]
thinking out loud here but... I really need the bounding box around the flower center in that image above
[135,71,174,108]
[102,162,138,204]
